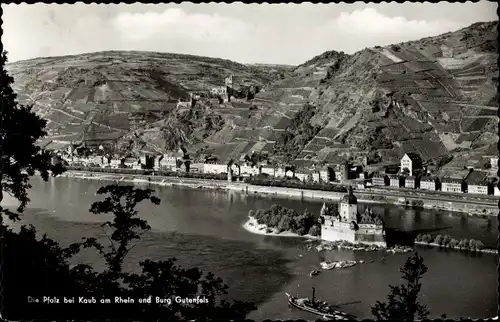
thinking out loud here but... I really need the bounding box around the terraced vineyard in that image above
[7,22,498,173]
[7,51,283,157]
[285,21,498,173]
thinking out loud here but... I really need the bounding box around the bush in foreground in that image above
[372,252,429,320]
[371,252,448,321]
[4,185,256,320]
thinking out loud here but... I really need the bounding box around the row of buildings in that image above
[376,152,498,196]
[49,140,498,197]
[370,172,496,195]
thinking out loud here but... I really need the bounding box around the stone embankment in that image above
[61,170,497,217]
[414,241,497,254]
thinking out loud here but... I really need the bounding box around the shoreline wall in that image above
[414,241,498,254]
[60,171,497,217]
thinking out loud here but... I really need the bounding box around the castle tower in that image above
[225,75,233,88]
[339,186,357,222]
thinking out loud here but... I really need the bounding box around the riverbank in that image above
[414,241,498,254]
[60,170,497,217]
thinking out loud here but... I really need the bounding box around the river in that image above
[3,176,498,319]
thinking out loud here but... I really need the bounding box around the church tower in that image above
[339,186,357,222]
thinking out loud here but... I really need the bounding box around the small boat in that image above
[309,269,320,277]
[286,288,356,320]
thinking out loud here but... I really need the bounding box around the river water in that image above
[3,177,498,319]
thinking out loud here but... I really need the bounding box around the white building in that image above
[240,164,259,176]
[154,151,183,171]
[441,178,463,193]
[400,152,422,177]
[210,86,227,97]
[467,181,488,195]
[372,173,387,186]
[110,159,122,169]
[124,158,140,168]
[491,157,498,170]
[405,176,418,189]
[176,100,192,109]
[420,177,438,191]
[319,169,329,182]
[275,167,286,178]
[494,186,500,196]
[389,175,400,187]
[261,166,275,176]
[295,170,312,182]
[190,163,204,173]
[203,162,228,174]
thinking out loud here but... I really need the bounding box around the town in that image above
[3,2,498,321]
[43,137,500,198]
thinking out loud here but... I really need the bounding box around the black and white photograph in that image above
[0,1,498,321]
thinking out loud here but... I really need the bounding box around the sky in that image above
[2,2,497,65]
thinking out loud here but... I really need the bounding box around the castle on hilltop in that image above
[319,186,386,246]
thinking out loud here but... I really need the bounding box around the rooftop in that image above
[441,177,462,184]
[340,186,357,205]
[465,170,489,183]
[404,152,422,162]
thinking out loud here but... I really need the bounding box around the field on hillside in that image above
[8,22,498,172]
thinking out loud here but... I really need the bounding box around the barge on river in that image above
[286,287,356,320]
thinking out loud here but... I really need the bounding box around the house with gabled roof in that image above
[400,152,422,177]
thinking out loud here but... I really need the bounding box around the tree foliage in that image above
[0,51,255,320]
[371,252,430,321]
[0,51,65,221]
[3,184,256,320]
[251,204,320,236]
[415,233,486,251]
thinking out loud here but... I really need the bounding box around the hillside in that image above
[6,51,283,152]
[8,21,498,176]
[200,21,498,176]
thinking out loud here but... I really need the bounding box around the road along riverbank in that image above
[60,170,498,217]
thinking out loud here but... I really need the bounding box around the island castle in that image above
[319,186,386,246]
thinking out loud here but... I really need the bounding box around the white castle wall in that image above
[321,221,385,245]
[321,221,356,243]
